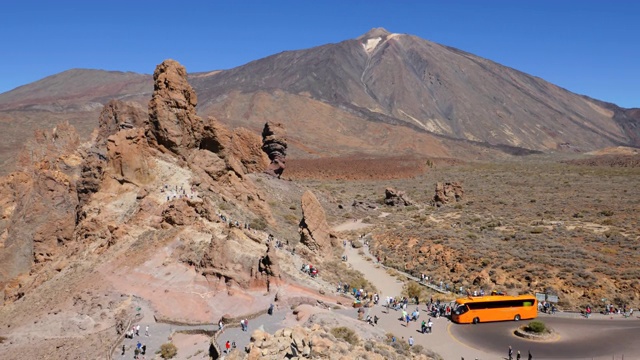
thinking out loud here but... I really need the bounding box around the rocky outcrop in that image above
[0,124,82,303]
[433,181,464,206]
[78,101,147,206]
[96,100,147,147]
[161,199,199,226]
[237,324,436,360]
[258,243,280,278]
[146,59,203,154]
[76,149,106,207]
[351,199,378,211]
[106,128,154,186]
[384,187,413,206]
[261,122,287,178]
[189,117,269,179]
[230,127,270,175]
[299,191,337,255]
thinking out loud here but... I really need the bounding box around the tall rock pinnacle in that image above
[147,59,203,155]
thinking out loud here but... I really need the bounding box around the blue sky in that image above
[2,0,638,107]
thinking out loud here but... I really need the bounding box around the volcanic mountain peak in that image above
[358,27,393,40]
[358,27,400,54]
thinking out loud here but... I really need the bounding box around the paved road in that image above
[344,245,496,359]
[451,314,640,360]
[345,244,640,360]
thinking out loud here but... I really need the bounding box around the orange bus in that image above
[451,295,537,324]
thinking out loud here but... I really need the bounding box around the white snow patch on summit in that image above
[363,37,382,54]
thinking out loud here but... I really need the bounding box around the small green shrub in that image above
[526,320,546,333]
[599,210,614,217]
[160,342,178,359]
[283,214,298,225]
[403,281,423,301]
[250,217,268,231]
[530,227,544,234]
[331,326,359,345]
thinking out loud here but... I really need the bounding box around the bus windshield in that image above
[453,303,469,315]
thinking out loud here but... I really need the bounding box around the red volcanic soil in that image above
[285,156,460,181]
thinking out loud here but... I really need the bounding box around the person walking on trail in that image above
[528,350,533,360]
[225,341,231,353]
[145,325,149,337]
[508,345,513,360]
[516,350,521,360]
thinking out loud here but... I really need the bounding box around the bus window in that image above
[454,304,469,315]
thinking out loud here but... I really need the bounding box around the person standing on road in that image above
[516,350,521,360]
[508,345,513,360]
[408,336,414,346]
[528,350,532,360]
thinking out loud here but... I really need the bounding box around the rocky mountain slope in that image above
[1,28,638,174]
[0,59,352,359]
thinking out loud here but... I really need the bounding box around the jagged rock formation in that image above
[0,60,275,307]
[384,187,413,206]
[261,122,287,178]
[351,199,378,211]
[76,149,106,207]
[0,123,82,302]
[106,128,154,186]
[258,243,280,278]
[433,181,464,205]
[146,59,203,154]
[78,101,147,205]
[96,100,147,146]
[299,190,337,256]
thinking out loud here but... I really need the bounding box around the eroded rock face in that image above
[299,191,337,255]
[261,122,287,178]
[434,181,464,205]
[147,59,203,154]
[384,187,413,206]
[76,149,106,207]
[96,100,147,146]
[258,243,280,278]
[106,128,154,186]
[0,124,82,303]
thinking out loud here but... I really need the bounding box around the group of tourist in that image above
[508,345,533,360]
[160,183,198,201]
[121,324,149,359]
[216,212,252,230]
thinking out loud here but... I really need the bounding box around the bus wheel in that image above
[514,315,521,321]
[473,317,480,324]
